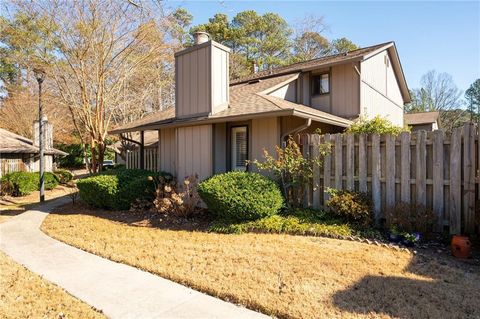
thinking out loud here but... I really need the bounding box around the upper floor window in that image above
[312,73,330,95]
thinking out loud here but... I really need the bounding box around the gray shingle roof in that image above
[0,128,68,156]
[404,111,440,125]
[109,42,407,134]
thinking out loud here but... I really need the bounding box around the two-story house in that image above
[110,32,410,180]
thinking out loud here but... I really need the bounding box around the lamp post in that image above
[34,68,46,202]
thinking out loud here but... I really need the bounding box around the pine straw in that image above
[0,251,104,319]
[42,205,480,319]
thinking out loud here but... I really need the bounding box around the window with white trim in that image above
[231,126,248,171]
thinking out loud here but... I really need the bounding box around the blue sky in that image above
[164,0,480,93]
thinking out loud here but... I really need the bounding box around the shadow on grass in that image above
[49,201,215,232]
[332,254,480,319]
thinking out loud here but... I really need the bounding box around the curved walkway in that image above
[0,197,268,319]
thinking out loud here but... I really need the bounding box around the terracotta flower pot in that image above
[451,235,471,258]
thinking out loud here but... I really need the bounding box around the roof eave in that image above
[293,110,352,128]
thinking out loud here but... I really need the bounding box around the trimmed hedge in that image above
[198,171,284,222]
[1,171,59,196]
[77,169,172,210]
[54,169,73,184]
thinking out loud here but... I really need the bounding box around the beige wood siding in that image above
[175,42,229,119]
[176,125,213,180]
[159,128,176,174]
[213,123,227,174]
[330,63,360,118]
[311,94,330,113]
[306,65,360,117]
[270,82,297,102]
[211,47,229,113]
[360,50,404,126]
[301,73,310,105]
[175,46,211,118]
[251,117,280,162]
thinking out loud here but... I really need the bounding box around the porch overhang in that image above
[109,108,351,135]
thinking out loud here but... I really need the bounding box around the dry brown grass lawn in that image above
[42,204,480,319]
[0,251,104,319]
[0,185,72,223]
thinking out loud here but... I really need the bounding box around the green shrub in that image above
[56,143,85,168]
[77,169,172,210]
[0,171,59,196]
[346,115,409,135]
[210,208,383,239]
[54,169,73,184]
[43,172,59,190]
[198,171,283,221]
[326,189,372,225]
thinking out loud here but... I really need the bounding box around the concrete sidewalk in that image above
[0,198,269,319]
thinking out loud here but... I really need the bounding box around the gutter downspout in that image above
[281,118,312,148]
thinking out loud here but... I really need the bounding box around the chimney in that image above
[193,31,210,45]
[175,33,230,119]
[33,115,53,150]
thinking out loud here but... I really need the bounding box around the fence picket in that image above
[346,134,354,190]
[334,134,343,190]
[323,134,332,205]
[312,134,321,209]
[358,134,367,193]
[416,131,427,207]
[385,134,395,212]
[302,127,479,235]
[371,134,381,224]
[400,132,410,203]
[463,123,476,233]
[432,130,444,231]
[449,127,462,235]
[303,135,312,207]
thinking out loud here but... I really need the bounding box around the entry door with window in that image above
[231,126,248,171]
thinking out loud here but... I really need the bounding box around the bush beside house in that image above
[1,172,59,196]
[77,169,172,210]
[198,171,283,221]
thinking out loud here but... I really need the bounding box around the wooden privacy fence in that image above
[302,122,480,235]
[126,148,158,171]
[0,159,27,178]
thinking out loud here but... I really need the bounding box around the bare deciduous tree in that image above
[8,0,175,172]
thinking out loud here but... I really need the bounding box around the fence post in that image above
[371,134,381,224]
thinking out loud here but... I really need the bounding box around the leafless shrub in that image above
[152,175,201,217]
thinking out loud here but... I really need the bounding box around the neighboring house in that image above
[110,33,411,180]
[111,131,159,166]
[404,111,440,131]
[0,117,67,177]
